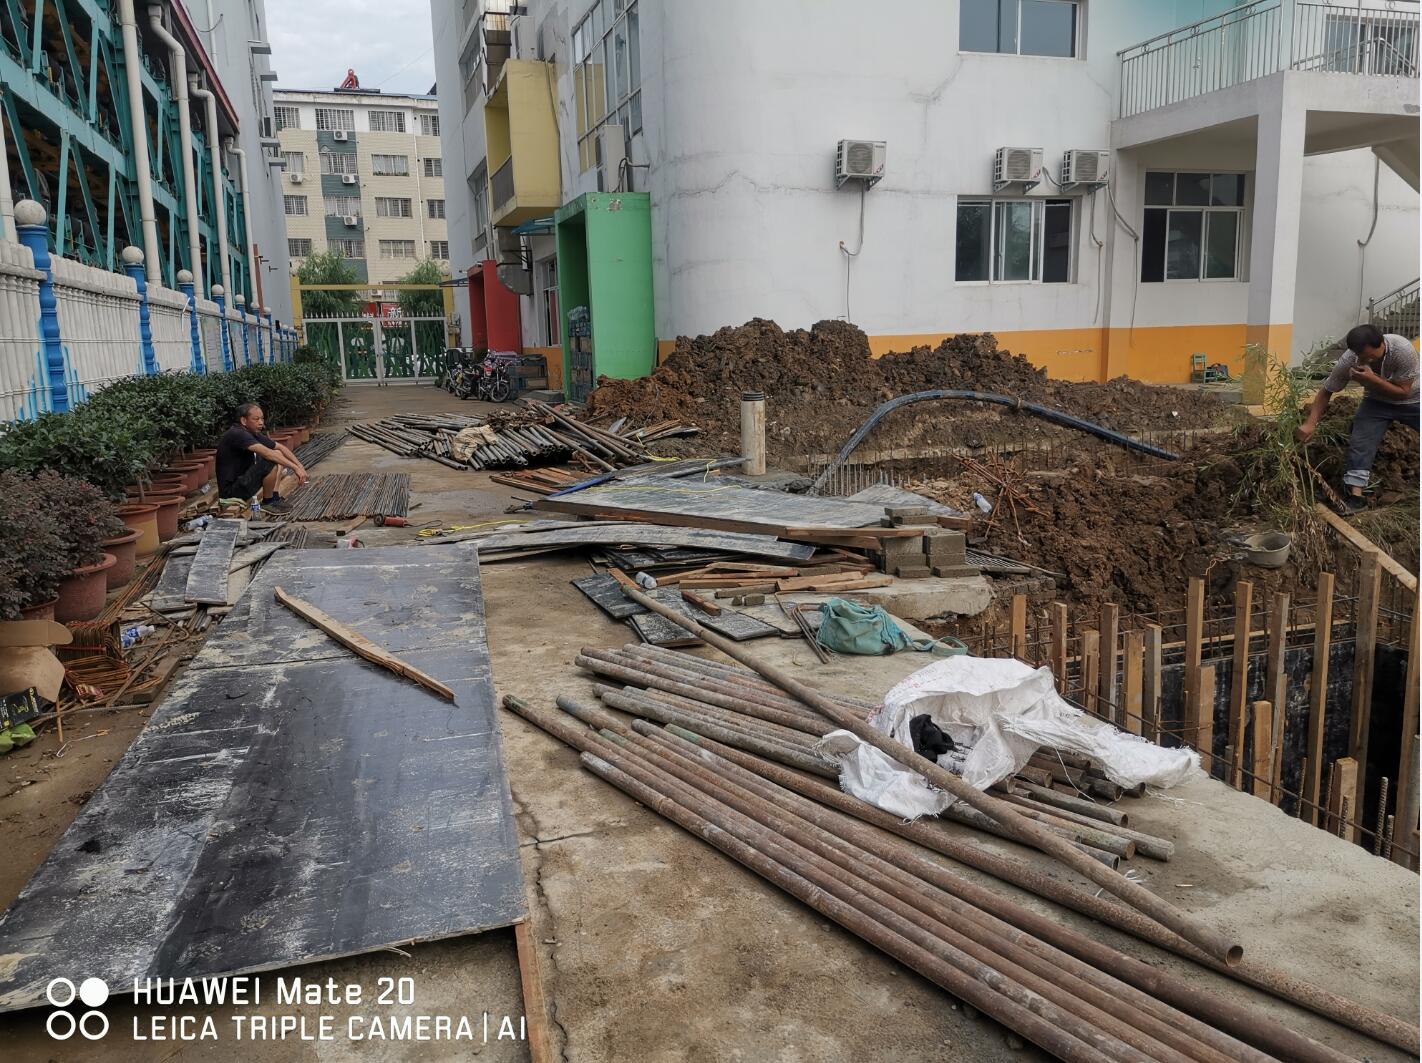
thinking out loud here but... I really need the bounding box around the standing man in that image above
[1296,324,1419,513]
[216,402,309,506]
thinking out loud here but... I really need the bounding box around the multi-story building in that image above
[433,0,1419,399]
[273,85,449,287]
[0,0,291,321]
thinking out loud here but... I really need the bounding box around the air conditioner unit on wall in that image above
[342,215,358,227]
[341,173,357,185]
[290,172,304,184]
[993,146,1043,192]
[332,129,349,141]
[835,139,886,189]
[1061,149,1110,190]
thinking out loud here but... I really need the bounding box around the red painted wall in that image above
[467,265,488,348]
[481,260,522,352]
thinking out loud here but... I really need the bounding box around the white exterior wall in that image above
[0,242,44,421]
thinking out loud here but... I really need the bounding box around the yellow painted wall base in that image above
[526,345,563,392]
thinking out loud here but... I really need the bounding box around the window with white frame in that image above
[1140,172,1245,282]
[956,198,1074,282]
[960,0,1080,58]
[371,154,410,176]
[573,0,641,172]
[320,152,357,175]
[429,240,450,260]
[427,199,445,219]
[283,194,308,216]
[368,109,406,133]
[420,113,441,136]
[376,197,413,218]
[470,166,489,252]
[423,157,443,177]
[540,258,560,346]
[274,105,300,131]
[330,239,364,258]
[324,195,361,217]
[380,239,417,259]
[315,107,355,131]
[282,150,305,174]
[288,237,313,257]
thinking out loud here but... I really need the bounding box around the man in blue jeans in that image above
[1296,324,1418,514]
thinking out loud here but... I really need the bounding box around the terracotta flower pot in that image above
[117,502,161,557]
[103,528,142,589]
[55,553,117,622]
[19,597,57,622]
[166,461,208,494]
[147,494,185,541]
[126,478,186,499]
[295,426,311,445]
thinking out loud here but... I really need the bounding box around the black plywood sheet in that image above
[454,524,815,560]
[573,574,645,619]
[184,517,242,605]
[0,544,523,1012]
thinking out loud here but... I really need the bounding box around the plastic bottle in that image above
[634,572,658,590]
[121,624,156,649]
[250,498,262,520]
[972,492,993,514]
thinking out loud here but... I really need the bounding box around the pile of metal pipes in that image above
[504,691,1380,1063]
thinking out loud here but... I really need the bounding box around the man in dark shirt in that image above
[215,403,308,505]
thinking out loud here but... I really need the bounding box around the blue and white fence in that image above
[0,201,299,422]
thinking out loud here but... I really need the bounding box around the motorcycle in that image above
[453,350,518,403]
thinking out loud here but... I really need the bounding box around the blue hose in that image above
[810,389,1181,495]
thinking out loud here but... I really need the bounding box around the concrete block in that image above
[732,593,765,607]
[878,535,926,572]
[931,564,981,579]
[892,515,941,527]
[885,506,928,519]
[843,576,994,621]
[893,565,933,579]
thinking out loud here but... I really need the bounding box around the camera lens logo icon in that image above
[45,977,110,1040]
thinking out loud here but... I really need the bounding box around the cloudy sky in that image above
[268,0,437,95]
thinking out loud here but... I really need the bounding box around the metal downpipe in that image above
[117,0,160,281]
[189,78,230,295]
[147,5,202,290]
[228,142,258,302]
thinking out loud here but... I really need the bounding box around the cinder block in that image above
[878,535,927,570]
[893,565,933,579]
[885,505,928,519]
[732,593,766,607]
[931,564,981,579]
[892,514,941,527]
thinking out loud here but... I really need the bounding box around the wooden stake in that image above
[1228,580,1254,789]
[1184,577,1205,751]
[1050,602,1069,695]
[1304,573,1336,826]
[1250,701,1273,799]
[1122,629,1144,737]
[513,920,556,1063]
[1082,629,1100,715]
[274,586,456,701]
[1010,594,1028,660]
[1099,603,1120,726]
[1297,756,1309,819]
[1328,758,1358,837]
[1348,552,1381,841]
[1394,594,1420,867]
[1266,592,1291,804]
[1322,760,1340,833]
[1143,623,1163,743]
[1315,503,1418,591]
[1196,664,1216,776]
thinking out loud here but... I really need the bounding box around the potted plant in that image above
[35,471,119,622]
[0,471,69,620]
[0,408,156,500]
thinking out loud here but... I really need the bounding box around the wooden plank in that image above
[276,585,457,700]
[1143,623,1163,743]
[1328,758,1359,836]
[1197,664,1216,776]
[1183,577,1205,749]
[1010,594,1028,661]
[681,589,722,616]
[1315,504,1417,591]
[183,517,243,605]
[1050,603,1069,695]
[1350,551,1381,842]
[1251,701,1274,799]
[1122,629,1144,737]
[514,919,556,1063]
[1081,629,1100,715]
[1304,573,1336,825]
[1098,603,1120,726]
[1228,580,1253,788]
[423,523,816,561]
[1266,592,1291,804]
[1394,593,1421,867]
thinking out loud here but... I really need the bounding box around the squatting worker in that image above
[216,402,309,506]
[1296,324,1419,514]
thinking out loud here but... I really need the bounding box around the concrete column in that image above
[1244,86,1306,400]
[1099,156,1145,383]
[0,90,17,242]
[15,200,68,411]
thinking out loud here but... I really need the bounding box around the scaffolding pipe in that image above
[147,6,202,288]
[190,78,230,296]
[810,390,1182,495]
[117,0,161,281]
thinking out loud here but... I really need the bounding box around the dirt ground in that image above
[0,383,1417,1062]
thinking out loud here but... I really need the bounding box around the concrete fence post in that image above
[122,246,158,376]
[14,200,69,412]
[212,284,234,372]
[177,268,205,374]
[263,308,275,362]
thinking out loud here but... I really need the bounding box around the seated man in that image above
[215,402,308,507]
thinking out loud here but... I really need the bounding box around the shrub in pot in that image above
[36,470,123,621]
[0,471,70,620]
[0,408,157,500]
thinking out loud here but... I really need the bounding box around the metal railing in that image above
[1368,277,1421,338]
[1119,0,1419,116]
[1292,2,1419,76]
[490,158,515,210]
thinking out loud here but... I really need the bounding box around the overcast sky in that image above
[268,0,437,96]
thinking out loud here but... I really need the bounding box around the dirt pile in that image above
[587,320,1234,463]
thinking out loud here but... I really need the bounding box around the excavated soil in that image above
[588,320,1236,464]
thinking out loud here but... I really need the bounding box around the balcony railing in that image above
[1119,0,1419,117]
[1368,277,1421,338]
[490,158,515,211]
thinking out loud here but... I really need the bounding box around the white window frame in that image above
[429,240,450,260]
[315,107,355,131]
[1141,171,1246,283]
[320,152,357,176]
[331,239,365,259]
[281,150,305,175]
[428,199,446,220]
[573,0,642,173]
[283,194,308,216]
[379,239,417,260]
[368,109,406,133]
[274,105,300,131]
[423,157,443,178]
[371,154,410,176]
[419,113,441,136]
[960,0,1083,59]
[955,196,1075,284]
[324,195,361,217]
[375,197,413,219]
[288,238,313,258]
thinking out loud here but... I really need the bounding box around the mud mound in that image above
[587,320,1232,465]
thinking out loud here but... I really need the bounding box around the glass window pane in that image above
[994,200,1034,281]
[1020,0,1076,57]
[961,0,1004,52]
[1176,173,1210,205]
[602,38,614,116]
[1144,172,1174,206]
[613,20,629,102]
[1141,209,1167,282]
[1211,173,1245,206]
[628,8,640,89]
[1204,212,1238,279]
[1166,210,1203,279]
[956,202,991,281]
[1041,200,1072,282]
[630,91,642,133]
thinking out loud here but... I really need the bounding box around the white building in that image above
[432,0,1419,392]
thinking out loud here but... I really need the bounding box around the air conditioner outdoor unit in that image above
[1061,149,1110,189]
[332,129,349,141]
[993,146,1043,192]
[835,139,886,188]
[342,215,358,227]
[341,173,357,185]
[290,172,304,184]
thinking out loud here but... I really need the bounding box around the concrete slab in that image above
[847,575,995,620]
